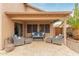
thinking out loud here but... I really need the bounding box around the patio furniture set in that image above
[4,32,64,52]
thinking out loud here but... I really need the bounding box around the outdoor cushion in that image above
[32,32,45,38]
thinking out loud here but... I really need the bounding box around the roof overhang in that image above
[5,11,71,21]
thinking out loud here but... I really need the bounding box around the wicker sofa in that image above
[12,35,33,46]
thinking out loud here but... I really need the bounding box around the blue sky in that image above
[30,3,74,12]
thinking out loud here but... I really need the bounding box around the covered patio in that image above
[5,11,71,45]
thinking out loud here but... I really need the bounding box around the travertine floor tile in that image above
[0,41,79,56]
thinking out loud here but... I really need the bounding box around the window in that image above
[33,24,37,32]
[39,24,50,33]
[27,24,37,33]
[27,24,50,33]
[45,24,50,33]
[27,24,32,33]
[39,24,45,32]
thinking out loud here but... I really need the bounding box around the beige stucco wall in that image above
[2,3,26,12]
[0,4,3,50]
[25,6,42,13]
[0,3,27,50]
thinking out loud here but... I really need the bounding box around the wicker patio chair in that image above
[12,35,25,46]
[52,34,64,45]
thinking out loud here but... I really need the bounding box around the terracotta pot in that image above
[73,29,79,40]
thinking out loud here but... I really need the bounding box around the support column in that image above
[38,24,39,32]
[50,23,54,36]
[25,23,27,38]
[22,22,27,37]
[22,23,25,37]
[63,19,67,45]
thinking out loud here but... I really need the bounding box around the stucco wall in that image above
[25,6,42,13]
[67,38,79,53]
[0,3,26,50]
[2,3,25,12]
[0,4,3,50]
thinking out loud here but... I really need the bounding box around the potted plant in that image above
[68,3,79,40]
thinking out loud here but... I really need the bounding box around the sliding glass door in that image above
[14,23,23,36]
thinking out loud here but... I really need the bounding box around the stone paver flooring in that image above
[0,41,79,56]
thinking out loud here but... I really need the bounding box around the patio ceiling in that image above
[5,11,71,21]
